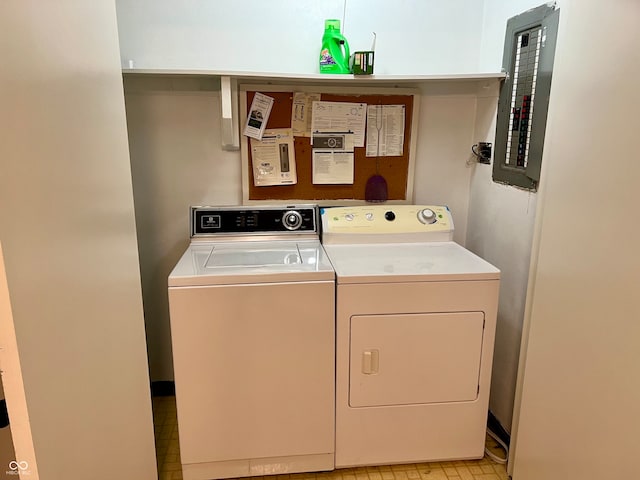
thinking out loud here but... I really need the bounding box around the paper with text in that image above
[250,128,297,186]
[291,92,321,137]
[244,92,274,140]
[312,131,355,184]
[312,151,354,184]
[311,101,367,147]
[366,105,405,157]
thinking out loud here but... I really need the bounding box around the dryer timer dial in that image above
[417,208,437,224]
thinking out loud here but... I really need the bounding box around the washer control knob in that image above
[365,213,374,221]
[345,213,355,221]
[417,208,437,224]
[385,211,396,221]
[282,210,303,230]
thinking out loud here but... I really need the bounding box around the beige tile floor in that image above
[153,396,509,480]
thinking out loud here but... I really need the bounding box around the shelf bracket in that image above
[220,76,240,151]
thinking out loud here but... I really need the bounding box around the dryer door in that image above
[349,312,484,407]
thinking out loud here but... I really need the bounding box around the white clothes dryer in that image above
[169,205,335,480]
[321,205,500,468]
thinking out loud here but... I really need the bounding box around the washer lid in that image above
[169,240,335,286]
[322,242,500,284]
[205,244,303,269]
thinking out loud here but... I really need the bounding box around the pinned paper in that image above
[366,105,405,157]
[311,101,367,147]
[244,92,274,140]
[312,151,354,184]
[291,92,321,137]
[250,128,297,186]
[311,132,355,184]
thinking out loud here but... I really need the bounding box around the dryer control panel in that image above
[321,205,454,244]
[191,205,318,238]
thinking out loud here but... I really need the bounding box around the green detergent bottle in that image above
[319,19,351,74]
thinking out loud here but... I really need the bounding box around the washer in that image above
[169,205,335,480]
[321,205,500,468]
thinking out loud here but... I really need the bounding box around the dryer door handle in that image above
[362,349,380,375]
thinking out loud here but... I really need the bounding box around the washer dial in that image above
[282,210,303,230]
[417,208,437,224]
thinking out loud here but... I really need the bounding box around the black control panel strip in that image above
[190,205,318,237]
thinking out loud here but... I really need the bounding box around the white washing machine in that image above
[168,205,335,480]
[321,205,500,468]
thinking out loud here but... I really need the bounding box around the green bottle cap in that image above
[324,19,340,30]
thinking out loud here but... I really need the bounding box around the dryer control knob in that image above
[418,208,437,224]
[385,211,396,221]
[282,211,303,230]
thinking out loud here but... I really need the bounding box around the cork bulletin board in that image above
[240,84,420,204]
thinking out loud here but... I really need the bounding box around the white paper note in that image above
[291,92,321,137]
[250,128,297,186]
[311,101,367,147]
[311,130,355,184]
[312,151,354,184]
[243,92,274,140]
[366,105,406,157]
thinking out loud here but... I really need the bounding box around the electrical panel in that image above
[493,4,560,190]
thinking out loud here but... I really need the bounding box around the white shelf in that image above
[121,68,505,84]
[121,68,505,152]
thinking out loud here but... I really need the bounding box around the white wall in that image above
[124,80,242,380]
[466,101,538,433]
[0,2,156,478]
[413,87,482,245]
[466,0,560,432]
[511,0,640,477]
[478,0,556,72]
[115,0,484,75]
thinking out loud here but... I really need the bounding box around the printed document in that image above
[311,101,367,147]
[312,151,354,184]
[250,128,297,186]
[366,105,405,157]
[243,92,274,140]
[291,92,321,137]
[311,132,355,184]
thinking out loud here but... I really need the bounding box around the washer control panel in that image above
[191,205,317,237]
[321,205,454,240]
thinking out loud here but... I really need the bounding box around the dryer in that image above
[169,205,335,480]
[321,205,500,468]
